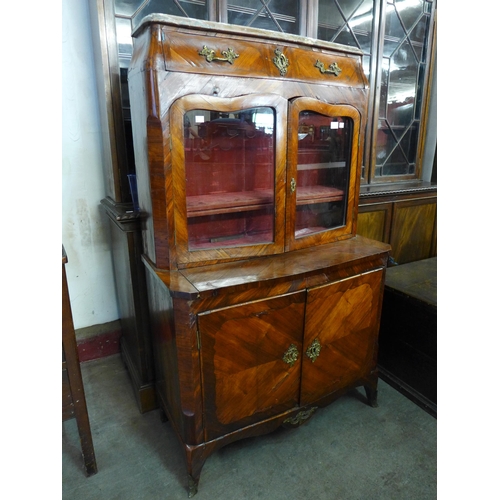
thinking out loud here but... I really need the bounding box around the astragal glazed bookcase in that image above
[128,14,391,497]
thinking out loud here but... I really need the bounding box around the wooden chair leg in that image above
[63,248,98,476]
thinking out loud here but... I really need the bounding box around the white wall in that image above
[62,0,119,329]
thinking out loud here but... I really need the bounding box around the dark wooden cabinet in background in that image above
[378,257,437,417]
[100,199,156,413]
[357,181,437,265]
[128,14,390,496]
[88,0,156,414]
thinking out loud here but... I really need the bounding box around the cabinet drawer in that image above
[161,29,365,87]
[198,291,305,441]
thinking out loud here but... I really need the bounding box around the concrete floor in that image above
[62,354,437,500]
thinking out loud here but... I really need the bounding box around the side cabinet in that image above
[127,14,391,497]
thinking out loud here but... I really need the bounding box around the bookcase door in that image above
[170,94,288,267]
[285,97,362,252]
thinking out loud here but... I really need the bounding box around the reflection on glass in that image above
[295,111,352,238]
[227,0,300,34]
[317,0,374,53]
[375,0,432,178]
[184,107,276,250]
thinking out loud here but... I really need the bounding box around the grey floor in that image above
[62,354,437,500]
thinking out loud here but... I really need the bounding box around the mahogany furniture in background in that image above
[378,257,437,417]
[357,182,437,265]
[128,14,391,496]
[62,246,98,476]
[100,200,156,413]
[88,0,156,414]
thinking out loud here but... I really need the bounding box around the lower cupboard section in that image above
[199,268,384,442]
[143,238,390,496]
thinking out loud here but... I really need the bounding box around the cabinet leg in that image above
[184,445,209,498]
[187,475,199,498]
[364,384,378,408]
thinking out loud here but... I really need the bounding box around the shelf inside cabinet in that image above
[186,186,344,219]
[188,231,274,250]
[186,189,274,218]
[296,186,344,205]
[297,161,347,171]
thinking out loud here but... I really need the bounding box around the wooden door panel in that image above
[300,269,384,406]
[199,292,305,441]
[357,202,392,243]
[390,199,436,264]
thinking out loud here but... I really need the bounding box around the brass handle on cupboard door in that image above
[283,344,299,367]
[199,45,239,64]
[306,338,321,363]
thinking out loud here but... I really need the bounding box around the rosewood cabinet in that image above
[128,14,390,496]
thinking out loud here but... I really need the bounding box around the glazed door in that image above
[198,292,305,441]
[286,98,362,252]
[170,94,288,267]
[300,269,384,406]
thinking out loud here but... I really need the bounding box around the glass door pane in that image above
[170,93,287,266]
[184,107,276,250]
[226,0,300,34]
[374,0,434,179]
[294,111,352,237]
[287,99,360,251]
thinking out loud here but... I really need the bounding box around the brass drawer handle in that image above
[290,177,297,193]
[315,60,342,76]
[306,338,321,362]
[283,343,299,367]
[199,45,239,64]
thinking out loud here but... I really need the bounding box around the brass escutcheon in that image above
[273,48,289,76]
[199,45,239,64]
[283,344,299,367]
[315,60,342,76]
[283,407,318,427]
[306,338,321,362]
[290,177,297,193]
